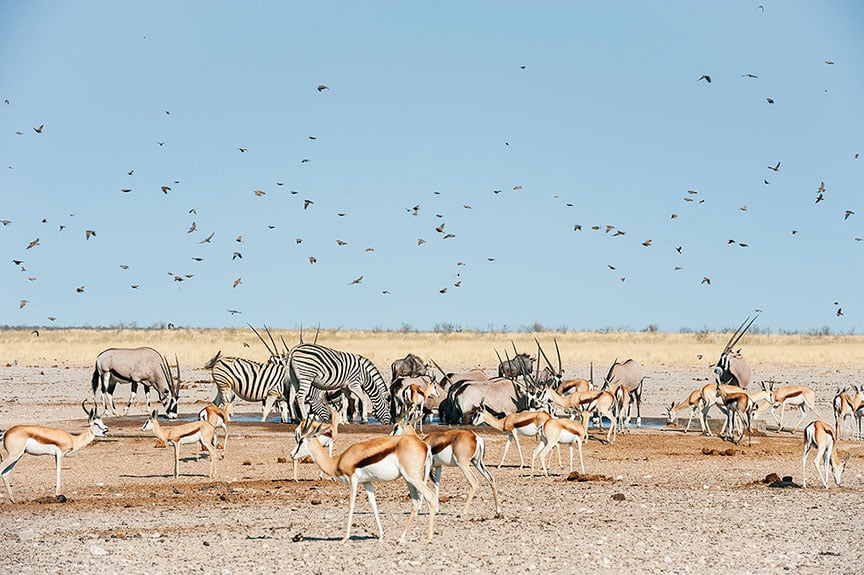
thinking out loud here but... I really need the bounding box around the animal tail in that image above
[204,350,223,370]
[91,364,101,395]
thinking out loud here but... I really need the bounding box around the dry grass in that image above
[1,328,863,371]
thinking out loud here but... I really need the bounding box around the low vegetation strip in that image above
[1,328,862,370]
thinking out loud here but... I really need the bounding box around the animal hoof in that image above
[56,494,67,503]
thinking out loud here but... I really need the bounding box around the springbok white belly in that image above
[352,454,402,482]
[25,439,61,457]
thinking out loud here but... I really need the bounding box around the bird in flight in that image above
[254,190,265,197]
[26,238,39,249]
[701,277,711,285]
[766,98,774,104]
[336,239,347,246]
[697,75,711,83]
[349,276,363,285]
[845,210,855,220]
[304,200,314,210]
[33,124,44,133]
[768,161,780,171]
[317,85,329,91]
[308,256,317,264]
[85,229,96,240]
[227,309,241,315]
[741,73,758,79]
[76,286,85,293]
[19,299,28,309]
[187,222,197,233]
[238,147,248,153]
[161,185,171,194]
[641,239,652,247]
[233,277,242,288]
[199,232,215,244]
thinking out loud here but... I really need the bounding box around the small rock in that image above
[89,545,108,556]
[611,493,626,502]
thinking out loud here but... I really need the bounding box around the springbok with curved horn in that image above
[292,403,340,481]
[141,410,217,479]
[291,418,437,543]
[802,420,852,488]
[764,381,821,434]
[713,315,758,389]
[1,401,108,503]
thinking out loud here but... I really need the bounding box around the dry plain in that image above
[1,329,864,575]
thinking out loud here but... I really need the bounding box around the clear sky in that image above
[1,1,862,333]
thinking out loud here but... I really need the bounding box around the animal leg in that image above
[497,437,512,469]
[173,443,181,479]
[364,482,385,540]
[54,449,63,497]
[1,449,24,503]
[454,462,479,517]
[343,478,359,542]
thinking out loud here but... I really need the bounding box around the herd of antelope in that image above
[0,316,856,542]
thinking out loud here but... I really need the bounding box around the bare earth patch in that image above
[1,365,864,574]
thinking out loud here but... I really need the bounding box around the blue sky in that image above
[1,2,862,332]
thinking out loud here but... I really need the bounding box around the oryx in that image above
[91,347,180,418]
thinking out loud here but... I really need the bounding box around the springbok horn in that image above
[81,399,91,417]
[248,323,276,356]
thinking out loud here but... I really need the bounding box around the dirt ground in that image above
[1,365,864,575]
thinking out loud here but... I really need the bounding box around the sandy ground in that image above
[1,364,864,575]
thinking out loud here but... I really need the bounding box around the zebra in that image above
[206,352,291,423]
[288,343,392,424]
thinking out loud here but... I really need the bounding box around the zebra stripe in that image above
[211,357,290,422]
[288,344,391,424]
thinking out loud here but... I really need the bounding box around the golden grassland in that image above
[1,328,863,371]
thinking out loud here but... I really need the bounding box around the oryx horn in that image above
[248,323,276,356]
[723,314,758,354]
[174,353,181,396]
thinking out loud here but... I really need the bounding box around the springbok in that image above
[141,411,217,479]
[833,386,864,440]
[391,412,502,518]
[1,401,108,503]
[665,387,711,434]
[714,381,753,445]
[470,403,557,469]
[291,418,437,543]
[292,405,340,481]
[540,386,618,444]
[764,382,821,433]
[198,402,232,456]
[401,378,440,433]
[802,420,852,489]
[533,410,591,477]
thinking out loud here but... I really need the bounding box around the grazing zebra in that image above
[288,344,392,424]
[206,352,291,423]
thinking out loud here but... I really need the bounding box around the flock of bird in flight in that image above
[3,20,859,325]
